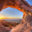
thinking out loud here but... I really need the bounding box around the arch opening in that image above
[0,7,23,21]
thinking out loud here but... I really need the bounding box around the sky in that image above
[0,7,23,19]
[26,0,32,6]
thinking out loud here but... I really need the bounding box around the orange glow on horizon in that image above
[0,13,23,19]
[0,17,23,19]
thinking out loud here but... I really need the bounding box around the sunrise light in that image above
[0,14,5,19]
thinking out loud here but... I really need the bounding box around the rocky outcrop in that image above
[0,0,32,12]
[0,20,19,32]
[0,0,32,32]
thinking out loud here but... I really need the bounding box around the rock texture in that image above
[0,0,32,12]
[0,20,19,32]
[0,0,32,32]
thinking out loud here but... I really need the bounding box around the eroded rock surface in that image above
[0,0,32,32]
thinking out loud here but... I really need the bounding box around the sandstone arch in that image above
[0,0,32,32]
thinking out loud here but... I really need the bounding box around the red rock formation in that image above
[0,0,32,32]
[0,20,19,32]
[0,0,32,12]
